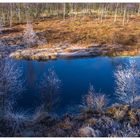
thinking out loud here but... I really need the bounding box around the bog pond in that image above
[7,56,140,115]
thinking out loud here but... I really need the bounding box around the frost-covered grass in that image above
[1,103,140,137]
[0,79,140,137]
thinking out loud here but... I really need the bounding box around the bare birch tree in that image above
[0,58,25,117]
[138,4,140,16]
[115,59,140,107]
[123,5,127,26]
[39,68,61,112]
[63,3,66,20]
[9,3,13,28]
[114,3,119,23]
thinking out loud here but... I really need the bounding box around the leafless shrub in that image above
[0,58,25,116]
[23,23,38,47]
[114,59,140,107]
[4,108,29,136]
[83,84,94,109]
[23,23,47,48]
[39,68,61,112]
[113,108,126,120]
[94,94,107,111]
[82,84,107,111]
[0,58,28,136]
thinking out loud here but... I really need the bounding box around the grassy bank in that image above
[1,16,140,60]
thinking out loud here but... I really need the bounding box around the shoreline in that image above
[9,44,140,61]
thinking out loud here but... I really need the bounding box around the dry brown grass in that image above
[1,16,140,48]
[31,16,140,47]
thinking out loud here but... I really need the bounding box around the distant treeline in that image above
[0,3,140,26]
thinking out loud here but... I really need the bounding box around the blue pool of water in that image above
[9,56,140,115]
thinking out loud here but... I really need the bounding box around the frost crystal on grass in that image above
[0,40,6,47]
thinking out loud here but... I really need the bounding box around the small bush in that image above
[113,108,126,120]
[82,84,107,112]
[23,23,38,47]
[94,95,107,111]
[39,68,61,112]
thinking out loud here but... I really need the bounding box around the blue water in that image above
[9,56,140,115]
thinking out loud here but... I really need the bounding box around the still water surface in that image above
[10,56,140,115]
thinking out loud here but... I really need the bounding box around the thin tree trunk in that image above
[100,5,104,23]
[97,6,100,20]
[127,13,129,23]
[63,3,66,20]
[9,3,13,28]
[18,7,21,23]
[104,4,108,21]
[123,6,127,26]
[138,4,140,16]
[114,3,119,23]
